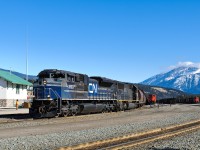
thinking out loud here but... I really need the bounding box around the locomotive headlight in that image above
[43,80,47,85]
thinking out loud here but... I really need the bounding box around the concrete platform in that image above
[0,108,29,115]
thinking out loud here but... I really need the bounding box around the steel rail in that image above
[0,104,175,124]
[105,122,200,150]
[0,105,150,124]
[0,110,128,124]
[57,119,200,150]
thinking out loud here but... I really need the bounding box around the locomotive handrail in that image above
[54,90,61,99]
[34,87,61,100]
[33,88,42,99]
[33,88,36,98]
[48,88,61,100]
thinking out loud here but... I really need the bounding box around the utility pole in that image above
[10,67,12,75]
[26,26,28,81]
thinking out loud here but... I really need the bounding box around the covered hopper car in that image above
[29,69,147,118]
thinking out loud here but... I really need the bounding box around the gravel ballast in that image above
[0,104,200,150]
[135,130,200,150]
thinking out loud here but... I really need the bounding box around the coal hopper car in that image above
[29,69,147,118]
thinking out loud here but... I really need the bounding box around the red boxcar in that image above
[194,96,199,103]
[148,94,156,103]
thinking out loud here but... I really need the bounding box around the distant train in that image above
[176,96,199,104]
[29,69,147,118]
[158,96,199,104]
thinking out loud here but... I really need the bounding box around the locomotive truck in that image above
[29,69,147,118]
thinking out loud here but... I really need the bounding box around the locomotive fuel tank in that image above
[79,103,106,114]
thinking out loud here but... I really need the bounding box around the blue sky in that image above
[0,0,199,83]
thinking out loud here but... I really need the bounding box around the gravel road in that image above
[0,104,200,150]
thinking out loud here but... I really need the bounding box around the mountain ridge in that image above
[0,67,192,99]
[141,66,200,94]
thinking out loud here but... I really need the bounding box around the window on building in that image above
[16,84,20,94]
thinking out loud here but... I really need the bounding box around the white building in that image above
[0,70,32,107]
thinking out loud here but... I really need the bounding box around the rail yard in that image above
[1,0,200,149]
[0,69,200,150]
[0,103,199,150]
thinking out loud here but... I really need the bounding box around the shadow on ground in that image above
[0,114,31,119]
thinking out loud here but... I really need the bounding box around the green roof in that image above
[0,70,32,86]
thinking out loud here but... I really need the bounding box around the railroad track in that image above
[58,119,200,150]
[0,111,122,124]
[0,104,170,125]
[0,106,149,124]
[0,114,33,123]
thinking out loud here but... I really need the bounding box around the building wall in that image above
[0,78,7,99]
[0,78,28,107]
[6,82,27,100]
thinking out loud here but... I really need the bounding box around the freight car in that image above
[176,96,199,104]
[158,96,200,104]
[148,94,157,104]
[29,69,147,118]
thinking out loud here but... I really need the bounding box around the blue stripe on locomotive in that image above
[34,82,116,100]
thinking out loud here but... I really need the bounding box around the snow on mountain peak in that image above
[169,62,200,70]
[192,68,200,74]
[141,62,200,94]
[165,76,174,81]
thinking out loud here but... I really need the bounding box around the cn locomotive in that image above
[29,69,147,118]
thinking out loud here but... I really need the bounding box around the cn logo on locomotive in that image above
[88,83,98,94]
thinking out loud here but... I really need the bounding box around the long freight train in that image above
[29,69,147,118]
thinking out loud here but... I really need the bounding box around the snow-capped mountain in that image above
[141,66,200,94]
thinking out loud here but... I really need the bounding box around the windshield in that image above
[38,73,65,78]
